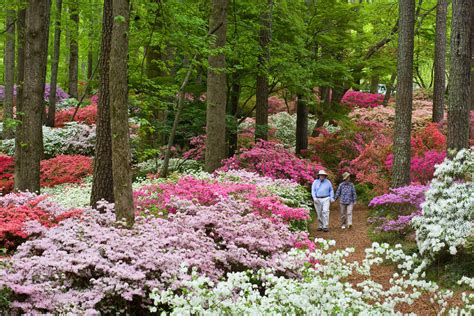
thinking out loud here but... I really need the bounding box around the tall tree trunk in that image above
[68,0,79,98]
[295,94,308,155]
[391,0,415,188]
[255,0,272,141]
[47,0,63,127]
[110,0,134,226]
[383,72,397,106]
[3,10,16,139]
[470,3,474,110]
[447,0,472,152]
[14,0,51,193]
[205,0,229,172]
[90,0,114,207]
[432,0,448,123]
[228,77,241,157]
[15,9,26,118]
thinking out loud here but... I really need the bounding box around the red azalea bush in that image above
[341,90,384,108]
[220,140,326,186]
[55,104,97,127]
[0,192,82,250]
[0,155,15,194]
[40,155,92,187]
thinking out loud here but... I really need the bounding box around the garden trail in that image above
[309,204,463,315]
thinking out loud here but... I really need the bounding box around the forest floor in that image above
[309,204,466,315]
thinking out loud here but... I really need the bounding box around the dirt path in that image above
[308,203,464,315]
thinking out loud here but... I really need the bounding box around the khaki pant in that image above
[314,197,331,229]
[340,203,353,226]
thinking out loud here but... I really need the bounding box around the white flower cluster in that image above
[149,240,472,315]
[412,148,474,257]
[268,112,317,148]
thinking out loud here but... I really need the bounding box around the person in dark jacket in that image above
[335,172,357,229]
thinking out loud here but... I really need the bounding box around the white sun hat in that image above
[318,170,328,176]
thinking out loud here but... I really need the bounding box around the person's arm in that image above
[329,182,335,201]
[311,181,317,200]
[335,183,341,200]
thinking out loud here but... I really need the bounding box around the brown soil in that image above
[309,203,466,315]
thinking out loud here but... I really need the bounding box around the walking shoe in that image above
[323,228,329,232]
[317,228,323,231]
[341,225,346,229]
[348,224,352,229]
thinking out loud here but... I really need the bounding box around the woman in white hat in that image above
[335,172,357,229]
[311,170,335,232]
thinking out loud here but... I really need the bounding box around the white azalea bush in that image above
[268,112,317,148]
[149,240,473,315]
[412,147,474,258]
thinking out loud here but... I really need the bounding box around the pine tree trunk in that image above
[369,74,379,94]
[432,0,448,123]
[14,0,51,193]
[3,10,16,139]
[255,0,272,142]
[205,0,229,172]
[68,0,79,98]
[91,0,114,207]
[470,3,474,111]
[15,9,26,116]
[447,0,472,152]
[295,94,308,155]
[47,0,63,127]
[391,0,415,188]
[110,0,134,226]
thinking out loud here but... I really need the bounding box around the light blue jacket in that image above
[311,179,334,200]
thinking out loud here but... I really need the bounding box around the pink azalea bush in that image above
[220,140,325,186]
[134,175,310,226]
[1,198,310,314]
[341,90,384,108]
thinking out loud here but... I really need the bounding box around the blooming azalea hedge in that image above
[220,140,326,186]
[0,155,92,194]
[341,90,384,108]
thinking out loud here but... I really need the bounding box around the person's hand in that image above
[331,199,335,203]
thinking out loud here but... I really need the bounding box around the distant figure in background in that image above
[335,172,357,229]
[311,170,335,232]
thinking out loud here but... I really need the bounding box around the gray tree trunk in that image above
[205,0,229,172]
[3,10,16,139]
[15,9,26,119]
[91,0,114,207]
[110,0,134,226]
[391,0,415,188]
[255,0,272,141]
[14,0,51,193]
[432,0,448,123]
[47,0,63,127]
[68,0,79,98]
[447,0,472,152]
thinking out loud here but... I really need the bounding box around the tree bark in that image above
[205,0,229,172]
[14,0,51,193]
[447,0,472,152]
[470,2,474,111]
[47,0,63,127]
[369,74,379,94]
[110,0,134,226]
[68,0,79,98]
[15,9,26,118]
[91,0,114,207]
[3,10,16,139]
[432,0,448,123]
[255,0,272,142]
[392,0,415,188]
[295,94,308,155]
